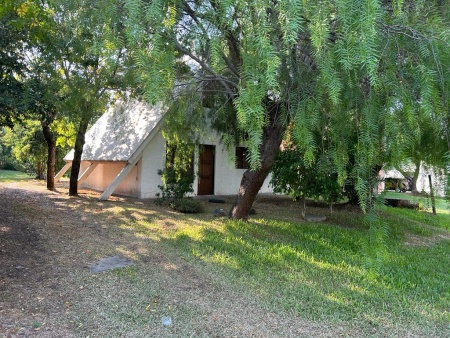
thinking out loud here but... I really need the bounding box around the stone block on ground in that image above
[304,214,327,222]
[89,255,134,273]
[213,208,227,217]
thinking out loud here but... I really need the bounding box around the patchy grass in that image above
[1,180,449,337]
[0,169,32,182]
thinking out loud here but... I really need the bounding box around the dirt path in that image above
[0,180,361,337]
[0,181,83,337]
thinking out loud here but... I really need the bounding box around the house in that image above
[379,166,447,196]
[55,99,273,200]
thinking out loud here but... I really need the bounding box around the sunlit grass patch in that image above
[0,169,32,182]
[122,206,449,333]
[383,191,450,214]
[71,192,449,336]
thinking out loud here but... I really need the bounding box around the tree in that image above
[6,0,132,194]
[0,8,27,127]
[2,121,47,178]
[118,1,450,218]
[46,0,132,196]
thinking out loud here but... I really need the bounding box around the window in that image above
[235,147,249,169]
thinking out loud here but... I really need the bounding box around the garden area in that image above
[1,174,449,337]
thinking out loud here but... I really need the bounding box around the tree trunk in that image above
[230,100,285,220]
[69,117,90,196]
[36,162,45,180]
[41,122,56,191]
[411,160,421,193]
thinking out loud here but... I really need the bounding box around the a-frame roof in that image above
[65,99,165,162]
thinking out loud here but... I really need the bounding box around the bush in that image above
[155,167,194,204]
[271,148,343,214]
[1,161,17,170]
[171,198,204,214]
[155,167,203,213]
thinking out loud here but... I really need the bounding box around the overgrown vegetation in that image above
[155,167,203,214]
[271,147,344,215]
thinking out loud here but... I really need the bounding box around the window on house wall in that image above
[235,147,250,169]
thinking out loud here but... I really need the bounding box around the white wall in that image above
[139,132,166,198]
[416,166,447,196]
[80,129,275,199]
[193,132,273,196]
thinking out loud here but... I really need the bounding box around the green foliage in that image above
[156,167,194,203]
[155,166,204,213]
[0,128,16,170]
[160,92,204,173]
[121,0,450,212]
[171,198,204,214]
[2,121,47,178]
[271,148,343,206]
[0,8,27,127]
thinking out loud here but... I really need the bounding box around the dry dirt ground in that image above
[0,180,378,337]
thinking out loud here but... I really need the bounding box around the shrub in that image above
[155,167,203,213]
[171,198,204,213]
[1,161,17,170]
[271,148,343,214]
[155,167,194,204]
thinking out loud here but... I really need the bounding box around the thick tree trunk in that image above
[230,100,285,220]
[41,122,56,191]
[69,117,90,196]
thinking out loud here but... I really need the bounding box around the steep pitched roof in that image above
[65,100,165,162]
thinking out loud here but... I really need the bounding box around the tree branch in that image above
[173,39,237,99]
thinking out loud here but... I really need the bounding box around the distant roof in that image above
[65,100,165,161]
[383,169,405,179]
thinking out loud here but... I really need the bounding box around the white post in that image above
[54,162,72,182]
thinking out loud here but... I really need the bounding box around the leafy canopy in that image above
[120,0,449,209]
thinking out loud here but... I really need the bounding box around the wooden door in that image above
[197,145,215,195]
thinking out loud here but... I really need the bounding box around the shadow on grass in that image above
[2,182,448,336]
[56,189,450,331]
[149,215,449,331]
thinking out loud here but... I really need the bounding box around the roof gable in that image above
[65,100,165,162]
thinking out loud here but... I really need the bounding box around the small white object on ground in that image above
[161,316,172,326]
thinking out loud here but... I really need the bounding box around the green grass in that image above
[383,191,450,213]
[0,169,32,182]
[60,196,449,337]
[133,206,450,336]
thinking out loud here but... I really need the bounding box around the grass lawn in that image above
[1,181,449,337]
[383,190,450,212]
[0,169,32,182]
[89,195,450,336]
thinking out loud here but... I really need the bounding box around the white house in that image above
[379,166,447,196]
[55,99,272,200]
